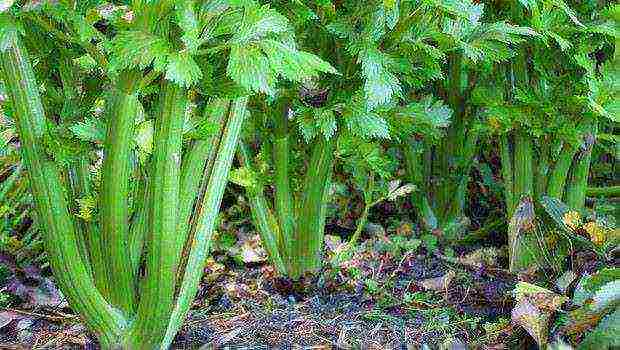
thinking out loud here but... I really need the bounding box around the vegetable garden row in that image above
[0,0,617,348]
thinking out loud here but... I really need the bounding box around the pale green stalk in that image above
[126,82,186,349]
[272,101,295,266]
[292,137,334,278]
[546,143,578,199]
[0,20,126,347]
[237,140,286,274]
[161,97,248,348]
[565,131,596,210]
[100,75,140,313]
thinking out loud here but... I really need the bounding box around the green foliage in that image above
[0,0,617,348]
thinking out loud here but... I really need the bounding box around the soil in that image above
[0,239,527,349]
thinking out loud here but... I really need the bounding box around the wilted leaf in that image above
[511,282,568,348]
[573,268,620,308]
[555,270,577,295]
[419,270,456,292]
[458,247,499,268]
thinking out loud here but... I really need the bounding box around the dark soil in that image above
[0,237,525,349]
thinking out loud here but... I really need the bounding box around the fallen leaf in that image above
[511,282,568,348]
[240,241,266,264]
[420,270,456,292]
[324,234,343,252]
[0,311,22,329]
[5,264,68,309]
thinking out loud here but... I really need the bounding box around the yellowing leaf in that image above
[562,210,581,230]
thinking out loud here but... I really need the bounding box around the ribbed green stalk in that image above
[586,186,620,197]
[565,132,595,210]
[272,102,295,266]
[0,22,125,347]
[161,97,248,349]
[291,137,334,278]
[128,171,148,280]
[436,53,464,223]
[126,82,186,349]
[513,132,533,201]
[535,140,550,199]
[500,135,515,217]
[176,99,228,260]
[349,176,373,246]
[508,132,536,270]
[448,129,478,221]
[403,140,438,230]
[237,140,286,274]
[100,75,140,314]
[546,143,578,199]
[67,157,97,281]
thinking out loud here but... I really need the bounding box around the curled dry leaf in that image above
[511,282,568,348]
[419,270,456,292]
[387,183,416,201]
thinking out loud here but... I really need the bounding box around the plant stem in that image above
[127,82,186,348]
[403,139,438,231]
[100,74,140,314]
[161,97,248,349]
[0,21,125,346]
[349,176,374,246]
[513,132,533,202]
[237,140,286,274]
[546,142,578,200]
[535,140,550,199]
[586,186,620,197]
[175,100,228,261]
[565,131,596,210]
[500,135,515,217]
[272,100,295,267]
[128,170,149,281]
[292,136,334,278]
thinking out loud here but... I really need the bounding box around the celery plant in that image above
[326,0,539,235]
[233,103,335,279]
[230,1,453,278]
[0,0,335,347]
[482,1,617,271]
